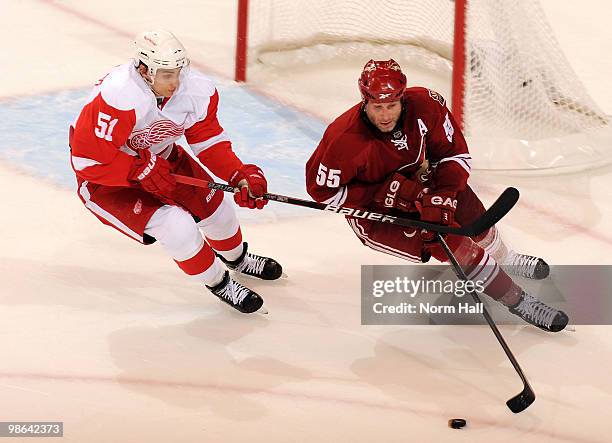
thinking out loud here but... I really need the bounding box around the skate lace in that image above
[218,279,250,305]
[235,253,266,276]
[514,294,558,328]
[508,253,540,278]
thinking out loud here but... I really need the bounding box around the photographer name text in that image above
[373,302,483,315]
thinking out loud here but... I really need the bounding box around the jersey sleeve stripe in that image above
[322,185,348,206]
[437,154,472,174]
[190,131,231,156]
[71,156,103,171]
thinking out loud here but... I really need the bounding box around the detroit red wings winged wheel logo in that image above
[127,120,185,150]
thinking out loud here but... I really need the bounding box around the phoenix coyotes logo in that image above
[128,120,185,150]
[428,89,446,106]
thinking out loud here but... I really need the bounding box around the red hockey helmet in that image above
[358,59,407,103]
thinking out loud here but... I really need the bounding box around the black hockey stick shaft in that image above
[173,174,519,238]
[436,234,535,413]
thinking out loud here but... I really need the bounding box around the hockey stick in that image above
[435,233,535,413]
[172,174,519,237]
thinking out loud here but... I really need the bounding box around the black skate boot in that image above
[505,252,550,280]
[219,242,282,280]
[509,292,568,332]
[206,271,264,314]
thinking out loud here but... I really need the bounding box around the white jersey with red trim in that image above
[70,62,242,187]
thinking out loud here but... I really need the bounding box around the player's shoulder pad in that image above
[173,67,217,121]
[321,103,364,161]
[178,67,216,102]
[98,62,151,118]
[326,103,362,137]
[404,86,447,108]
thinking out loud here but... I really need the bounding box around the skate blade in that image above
[257,304,269,315]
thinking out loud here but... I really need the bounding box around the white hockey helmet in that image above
[133,29,189,79]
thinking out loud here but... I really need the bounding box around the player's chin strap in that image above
[171,174,519,238]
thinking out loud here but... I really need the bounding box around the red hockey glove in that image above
[416,189,458,242]
[373,173,423,212]
[129,150,176,202]
[229,164,268,209]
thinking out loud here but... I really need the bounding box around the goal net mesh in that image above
[247,0,611,171]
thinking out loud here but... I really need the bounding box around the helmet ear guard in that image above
[133,29,190,84]
[358,59,407,103]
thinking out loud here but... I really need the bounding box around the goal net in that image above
[238,0,611,172]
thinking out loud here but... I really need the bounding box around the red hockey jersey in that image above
[306,87,472,208]
[70,62,242,187]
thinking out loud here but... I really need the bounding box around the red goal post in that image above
[235,0,249,84]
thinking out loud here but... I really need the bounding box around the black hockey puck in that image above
[448,418,467,429]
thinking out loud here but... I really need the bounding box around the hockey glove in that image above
[229,164,268,209]
[129,149,176,203]
[415,189,458,241]
[373,173,423,212]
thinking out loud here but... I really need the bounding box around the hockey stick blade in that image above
[452,187,520,237]
[172,174,518,237]
[507,386,536,413]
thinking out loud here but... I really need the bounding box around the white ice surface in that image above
[1,1,611,442]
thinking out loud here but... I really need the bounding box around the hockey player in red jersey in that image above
[306,59,568,332]
[70,30,281,314]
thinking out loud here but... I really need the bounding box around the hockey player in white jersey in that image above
[69,30,281,314]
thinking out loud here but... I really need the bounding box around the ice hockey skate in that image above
[218,242,283,280]
[504,252,550,280]
[509,292,568,332]
[206,270,265,314]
